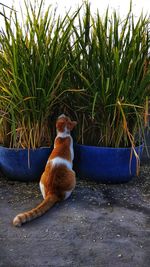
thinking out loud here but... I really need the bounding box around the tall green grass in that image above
[68,3,150,148]
[0,0,78,148]
[0,1,149,149]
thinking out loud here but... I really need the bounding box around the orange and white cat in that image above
[13,114,77,226]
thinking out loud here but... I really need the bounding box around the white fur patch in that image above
[64,190,73,200]
[51,157,72,170]
[56,129,70,138]
[58,114,65,118]
[69,137,74,161]
[39,181,46,199]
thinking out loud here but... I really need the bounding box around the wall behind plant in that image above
[0,0,150,23]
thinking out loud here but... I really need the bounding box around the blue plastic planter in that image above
[73,144,143,183]
[0,144,143,183]
[0,146,52,182]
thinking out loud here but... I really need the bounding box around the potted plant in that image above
[0,0,79,181]
[67,3,150,182]
[0,2,149,183]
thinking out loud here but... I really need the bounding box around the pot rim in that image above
[75,143,144,151]
[0,146,52,151]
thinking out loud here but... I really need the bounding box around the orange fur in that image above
[13,115,77,227]
[50,137,72,161]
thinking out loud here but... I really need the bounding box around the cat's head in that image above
[56,114,77,133]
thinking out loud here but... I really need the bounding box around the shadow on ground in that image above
[0,164,150,267]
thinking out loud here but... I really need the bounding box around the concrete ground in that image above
[0,163,150,267]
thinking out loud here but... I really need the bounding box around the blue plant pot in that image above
[73,144,143,183]
[0,144,143,183]
[0,146,52,182]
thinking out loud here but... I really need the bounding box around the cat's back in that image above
[50,136,72,161]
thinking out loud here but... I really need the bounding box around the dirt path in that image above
[0,164,150,267]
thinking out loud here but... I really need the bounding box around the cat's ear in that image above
[68,121,77,130]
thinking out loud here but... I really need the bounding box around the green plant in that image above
[67,2,150,148]
[0,0,79,148]
[0,1,149,150]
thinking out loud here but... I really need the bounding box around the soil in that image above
[0,163,150,267]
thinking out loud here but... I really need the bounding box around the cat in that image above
[13,114,77,226]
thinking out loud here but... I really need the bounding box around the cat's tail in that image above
[13,194,59,227]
